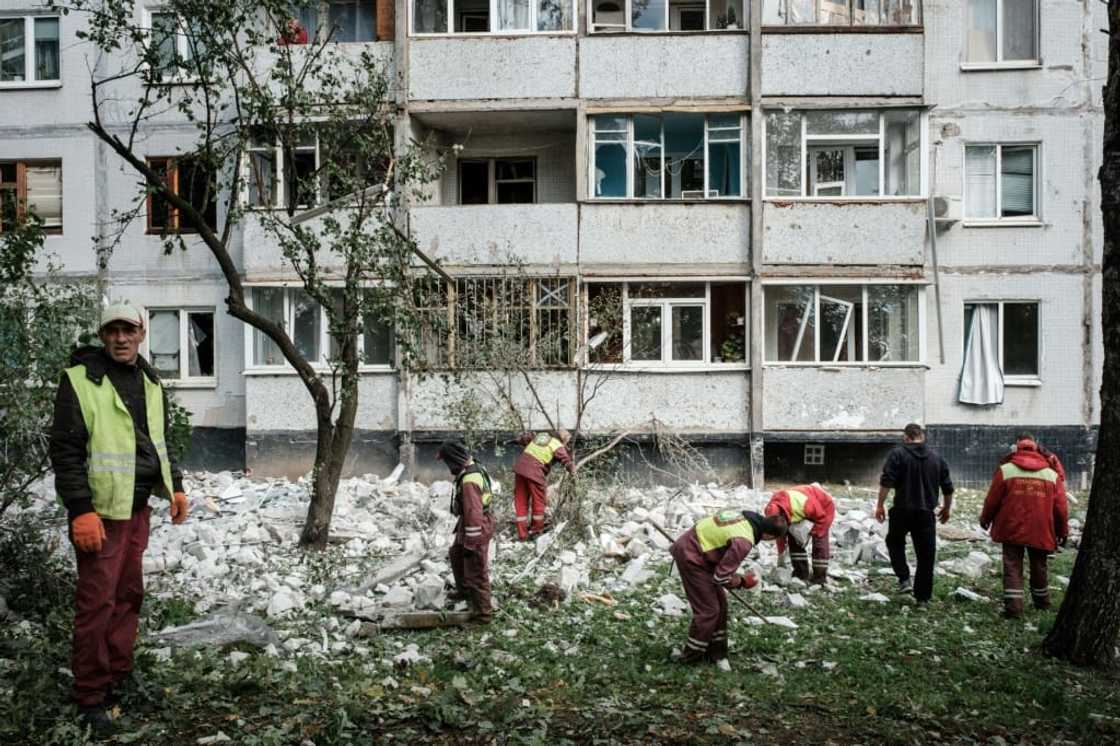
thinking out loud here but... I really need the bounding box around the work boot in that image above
[78,706,113,737]
[1031,587,1051,610]
[896,577,912,595]
[810,564,829,586]
[467,590,492,625]
[446,587,469,603]
[678,646,707,665]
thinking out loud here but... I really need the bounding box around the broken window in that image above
[964,144,1037,220]
[592,0,744,30]
[147,156,218,234]
[148,308,216,381]
[414,0,572,32]
[764,109,925,198]
[762,0,918,24]
[0,16,60,84]
[0,160,63,233]
[965,0,1036,65]
[457,158,536,204]
[249,287,323,366]
[325,289,395,366]
[764,283,921,364]
[148,12,204,82]
[591,113,746,199]
[586,281,746,366]
[244,129,349,210]
[963,301,1038,379]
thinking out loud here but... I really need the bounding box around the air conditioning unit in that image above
[933,194,962,224]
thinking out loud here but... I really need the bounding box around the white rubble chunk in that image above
[197,733,232,745]
[556,566,581,596]
[413,577,446,610]
[859,593,890,604]
[953,587,985,602]
[381,586,414,608]
[393,643,429,667]
[785,592,810,609]
[619,555,652,587]
[328,591,351,608]
[382,464,406,487]
[655,593,689,616]
[626,537,650,558]
[228,651,250,667]
[715,658,732,672]
[267,589,303,618]
[559,550,578,565]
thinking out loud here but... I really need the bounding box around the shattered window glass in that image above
[867,285,918,362]
[413,0,448,32]
[587,283,623,365]
[593,116,627,198]
[187,311,215,376]
[765,112,802,197]
[819,285,863,362]
[765,285,815,362]
[292,290,321,362]
[150,310,181,379]
[629,305,662,361]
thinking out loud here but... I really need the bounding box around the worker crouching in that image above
[437,441,495,624]
[765,483,836,584]
[670,510,788,667]
[512,429,576,541]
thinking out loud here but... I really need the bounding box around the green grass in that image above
[3,546,1118,745]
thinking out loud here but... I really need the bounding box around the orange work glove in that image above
[71,512,106,553]
[170,491,189,525]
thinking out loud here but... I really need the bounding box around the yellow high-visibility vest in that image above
[524,432,564,465]
[695,510,756,553]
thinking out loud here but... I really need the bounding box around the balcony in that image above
[411,203,578,266]
[579,202,751,269]
[762,201,926,265]
[407,36,577,102]
[763,367,924,431]
[579,34,750,100]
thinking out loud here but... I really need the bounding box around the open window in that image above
[147,156,218,234]
[0,15,60,86]
[964,0,1037,66]
[458,158,536,204]
[289,0,380,42]
[762,0,920,25]
[591,0,745,30]
[147,308,215,383]
[591,113,747,199]
[243,130,322,210]
[0,160,62,233]
[413,0,573,33]
[963,301,1038,380]
[964,143,1038,222]
[764,283,921,364]
[146,10,205,83]
[764,109,925,198]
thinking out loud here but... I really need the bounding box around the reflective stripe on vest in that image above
[1000,462,1058,484]
[695,510,756,553]
[461,471,492,508]
[62,364,174,520]
[524,433,562,465]
[787,489,810,524]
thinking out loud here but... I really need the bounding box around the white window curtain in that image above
[959,303,1004,405]
[498,0,531,29]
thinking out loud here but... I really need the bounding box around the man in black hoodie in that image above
[875,423,954,603]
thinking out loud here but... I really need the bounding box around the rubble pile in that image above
[17,472,1082,661]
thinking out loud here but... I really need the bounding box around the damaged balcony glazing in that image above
[412,0,573,33]
[761,0,920,25]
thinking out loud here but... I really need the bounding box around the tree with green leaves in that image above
[0,213,98,519]
[1043,3,1120,667]
[53,0,444,547]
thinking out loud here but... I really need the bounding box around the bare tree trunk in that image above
[1042,3,1120,667]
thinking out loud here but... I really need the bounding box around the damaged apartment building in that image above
[0,0,1105,486]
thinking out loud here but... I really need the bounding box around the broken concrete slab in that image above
[953,587,985,602]
[364,611,476,632]
[151,611,279,649]
[412,577,446,610]
[785,592,810,609]
[859,593,890,604]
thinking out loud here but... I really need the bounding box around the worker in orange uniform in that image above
[764,483,836,585]
[437,441,495,623]
[512,429,575,540]
[669,510,787,666]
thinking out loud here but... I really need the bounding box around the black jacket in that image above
[879,442,954,512]
[49,346,184,521]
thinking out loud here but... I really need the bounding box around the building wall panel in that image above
[408,37,576,101]
[763,367,925,430]
[411,204,578,266]
[579,203,750,266]
[246,374,399,431]
[580,371,750,432]
[579,35,750,100]
[762,201,926,265]
[761,33,923,98]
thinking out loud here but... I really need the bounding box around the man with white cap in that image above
[49,301,190,734]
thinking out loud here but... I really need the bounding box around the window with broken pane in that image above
[965,0,1036,64]
[765,284,920,364]
[709,282,747,363]
[149,308,215,381]
[592,113,747,200]
[964,300,1038,378]
[964,143,1037,220]
[414,0,572,32]
[458,158,536,204]
[147,156,218,234]
[764,109,924,198]
[587,283,624,364]
[762,0,918,24]
[0,160,63,233]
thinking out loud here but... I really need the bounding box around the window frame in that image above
[761,279,927,367]
[803,444,825,465]
[143,307,218,388]
[961,0,1040,70]
[588,0,749,32]
[146,156,218,235]
[243,283,395,373]
[961,142,1041,225]
[0,15,62,88]
[589,112,749,201]
[143,7,202,85]
[241,134,323,210]
[410,0,576,36]
[457,157,537,205]
[760,0,922,27]
[582,279,750,371]
[761,108,928,201]
[962,299,1040,385]
[0,159,63,234]
[293,0,382,43]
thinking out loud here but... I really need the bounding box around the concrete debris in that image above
[953,587,985,602]
[151,611,279,649]
[744,616,799,629]
[655,593,689,617]
[785,593,810,609]
[197,733,232,745]
[619,555,653,588]
[267,589,303,618]
[412,577,446,610]
[392,643,429,668]
[715,658,732,672]
[859,593,890,604]
[380,587,415,608]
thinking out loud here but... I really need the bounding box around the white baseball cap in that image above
[100,301,144,329]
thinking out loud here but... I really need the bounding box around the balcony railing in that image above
[762,0,920,26]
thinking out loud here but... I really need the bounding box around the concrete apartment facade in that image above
[0,0,1105,487]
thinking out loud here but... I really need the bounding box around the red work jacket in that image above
[980,446,1069,552]
[764,483,835,555]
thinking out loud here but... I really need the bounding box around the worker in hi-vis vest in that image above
[764,483,836,585]
[669,510,787,668]
[437,441,495,623]
[512,429,576,541]
[49,302,189,736]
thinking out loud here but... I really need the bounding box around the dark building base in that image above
[180,427,246,473]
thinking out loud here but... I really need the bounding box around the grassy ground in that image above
[2,488,1117,745]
